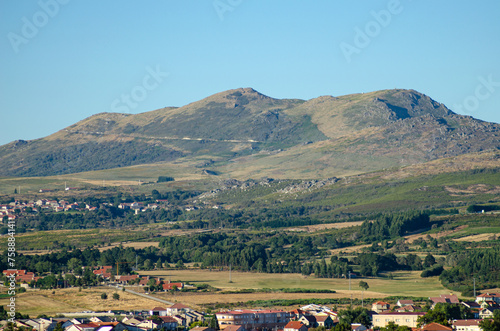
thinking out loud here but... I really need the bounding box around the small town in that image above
[1,266,499,331]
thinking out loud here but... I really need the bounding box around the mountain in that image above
[0,88,499,178]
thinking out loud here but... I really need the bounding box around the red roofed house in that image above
[284,321,307,331]
[419,322,452,331]
[93,268,112,280]
[163,282,183,291]
[476,292,500,304]
[216,309,292,330]
[66,323,100,331]
[115,274,139,284]
[219,326,244,331]
[3,269,25,277]
[453,319,482,331]
[429,294,459,308]
[395,305,418,312]
[16,272,36,283]
[372,301,391,313]
[139,276,150,286]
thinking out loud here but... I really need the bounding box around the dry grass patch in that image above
[0,287,161,317]
[454,233,498,242]
[99,241,160,252]
[151,290,385,308]
[287,221,364,233]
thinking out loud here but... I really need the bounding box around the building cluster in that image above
[1,266,499,331]
[9,305,204,331]
[0,197,194,221]
[2,267,187,293]
[2,269,39,285]
[0,199,97,220]
[213,294,500,331]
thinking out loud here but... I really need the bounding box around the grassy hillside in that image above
[0,88,498,178]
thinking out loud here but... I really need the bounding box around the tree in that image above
[112,293,120,300]
[423,253,436,268]
[359,281,369,307]
[67,258,83,273]
[479,310,500,331]
[101,293,108,300]
[209,315,219,330]
[54,322,64,331]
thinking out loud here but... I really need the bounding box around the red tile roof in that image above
[420,322,452,331]
[158,316,177,323]
[452,319,482,327]
[170,303,189,309]
[285,321,305,330]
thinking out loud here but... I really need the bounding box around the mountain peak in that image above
[0,88,498,177]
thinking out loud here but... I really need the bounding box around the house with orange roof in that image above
[372,301,391,313]
[395,304,418,312]
[219,326,244,331]
[476,292,500,304]
[284,321,307,331]
[419,322,452,331]
[115,274,139,284]
[429,294,459,308]
[163,282,183,291]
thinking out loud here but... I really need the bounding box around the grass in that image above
[141,269,454,298]
[0,286,160,317]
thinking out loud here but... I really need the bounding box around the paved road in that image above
[108,285,174,305]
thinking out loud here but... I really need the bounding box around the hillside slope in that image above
[0,88,499,177]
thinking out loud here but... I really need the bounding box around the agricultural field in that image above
[142,269,458,299]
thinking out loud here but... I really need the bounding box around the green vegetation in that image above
[157,176,175,183]
[440,246,500,296]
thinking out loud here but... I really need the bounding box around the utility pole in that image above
[348,271,351,291]
[229,264,232,283]
[473,277,476,297]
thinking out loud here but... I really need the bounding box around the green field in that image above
[141,269,459,298]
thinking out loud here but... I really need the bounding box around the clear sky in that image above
[1,1,499,145]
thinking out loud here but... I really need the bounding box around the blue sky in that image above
[1,1,499,145]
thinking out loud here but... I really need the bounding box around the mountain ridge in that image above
[0,88,499,177]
